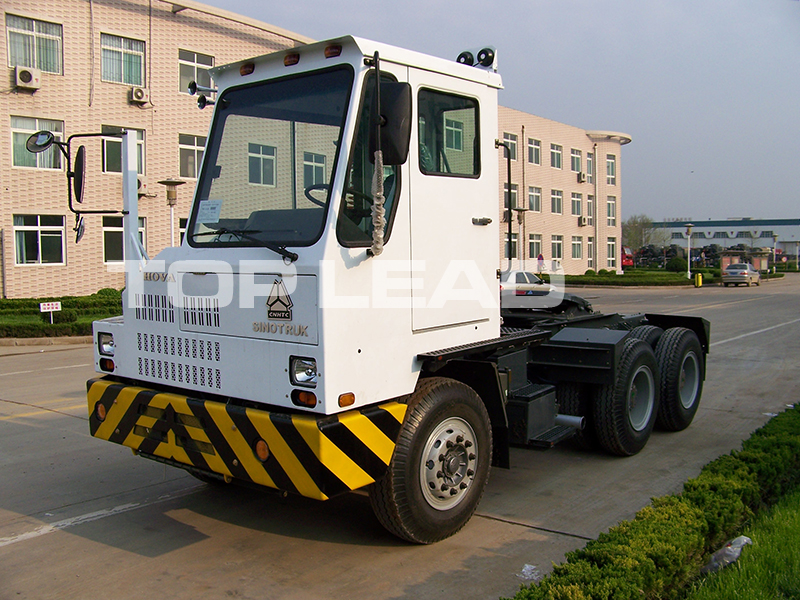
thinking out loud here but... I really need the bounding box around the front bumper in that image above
[87,377,407,500]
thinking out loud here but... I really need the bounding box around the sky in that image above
[198,0,800,222]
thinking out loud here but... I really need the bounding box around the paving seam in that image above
[475,512,594,541]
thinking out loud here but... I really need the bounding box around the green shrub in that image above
[40,308,78,324]
[666,257,688,272]
[584,269,596,276]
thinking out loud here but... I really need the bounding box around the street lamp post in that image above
[772,234,779,274]
[157,178,186,247]
[686,223,694,279]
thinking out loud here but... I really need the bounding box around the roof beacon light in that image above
[284,53,300,67]
[324,45,342,59]
[240,62,255,76]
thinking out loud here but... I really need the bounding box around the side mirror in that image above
[26,130,56,153]
[370,82,412,166]
[73,145,86,204]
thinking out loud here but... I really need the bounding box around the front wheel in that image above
[369,377,492,544]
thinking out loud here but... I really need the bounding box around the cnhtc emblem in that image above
[266,279,293,320]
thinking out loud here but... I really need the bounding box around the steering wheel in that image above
[303,183,329,207]
[343,187,375,219]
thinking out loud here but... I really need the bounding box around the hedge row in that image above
[509,405,800,600]
[0,322,94,338]
[0,288,122,314]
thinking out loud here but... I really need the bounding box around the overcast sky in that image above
[199,0,800,222]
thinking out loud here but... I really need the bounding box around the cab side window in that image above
[337,73,400,246]
[418,89,480,177]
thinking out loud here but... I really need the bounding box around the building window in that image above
[529,234,542,259]
[248,143,276,186]
[303,152,326,188]
[504,183,518,209]
[606,154,617,185]
[502,132,517,160]
[672,232,684,239]
[607,237,617,268]
[606,196,616,227]
[571,149,582,173]
[528,186,541,212]
[736,231,752,239]
[550,144,562,169]
[179,134,205,179]
[13,215,65,265]
[587,237,594,269]
[572,236,583,259]
[11,117,63,169]
[571,193,582,216]
[587,196,594,226]
[504,233,518,259]
[528,138,541,165]
[713,231,729,239]
[445,118,463,151]
[179,49,213,94]
[587,153,594,184]
[551,235,563,260]
[6,15,63,74]
[760,230,774,239]
[101,33,145,86]
[694,232,706,239]
[102,216,146,263]
[179,218,188,244]
[102,126,144,174]
[551,189,563,214]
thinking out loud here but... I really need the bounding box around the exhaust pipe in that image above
[554,414,585,430]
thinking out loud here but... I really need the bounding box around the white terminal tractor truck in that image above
[34,36,710,543]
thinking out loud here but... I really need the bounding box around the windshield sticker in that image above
[197,199,222,223]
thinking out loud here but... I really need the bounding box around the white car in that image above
[499,270,557,309]
[722,263,761,287]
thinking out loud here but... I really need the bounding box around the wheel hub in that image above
[420,418,478,510]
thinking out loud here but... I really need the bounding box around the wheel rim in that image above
[420,417,478,511]
[679,351,701,409]
[627,365,655,431]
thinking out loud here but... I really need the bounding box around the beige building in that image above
[1,0,311,298]
[497,106,630,275]
[1,0,630,298]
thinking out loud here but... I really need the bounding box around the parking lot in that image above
[1,275,798,599]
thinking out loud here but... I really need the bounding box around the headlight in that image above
[290,356,317,388]
[98,332,115,356]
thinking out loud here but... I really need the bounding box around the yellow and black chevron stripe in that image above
[87,377,407,500]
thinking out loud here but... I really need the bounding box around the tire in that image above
[369,377,492,544]
[593,339,660,456]
[628,325,664,349]
[655,327,704,431]
[556,382,598,450]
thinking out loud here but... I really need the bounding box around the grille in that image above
[137,332,222,390]
[181,296,220,328]
[134,294,175,324]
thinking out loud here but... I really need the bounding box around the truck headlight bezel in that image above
[290,356,317,388]
[98,332,115,356]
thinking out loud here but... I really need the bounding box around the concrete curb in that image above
[0,335,93,347]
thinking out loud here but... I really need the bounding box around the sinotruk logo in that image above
[267,279,293,320]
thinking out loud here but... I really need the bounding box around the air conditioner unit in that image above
[137,177,147,196]
[578,216,588,227]
[577,172,586,183]
[15,66,42,90]
[130,87,150,103]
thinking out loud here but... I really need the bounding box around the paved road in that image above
[1,276,798,599]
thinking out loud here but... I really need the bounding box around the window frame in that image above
[551,189,563,215]
[528,138,541,165]
[571,192,582,217]
[570,148,582,173]
[504,232,518,259]
[13,214,66,266]
[550,144,562,169]
[572,235,583,259]
[504,183,518,209]
[587,237,594,269]
[606,196,617,227]
[587,152,594,184]
[551,234,563,260]
[528,186,541,212]
[6,14,63,74]
[11,116,63,170]
[606,154,617,185]
[303,151,326,188]
[178,48,214,94]
[529,233,542,259]
[247,143,277,187]
[100,33,145,86]
[178,133,206,179]
[502,132,517,161]
[418,88,481,178]
[607,237,617,268]
[102,126,145,175]
[102,216,146,263]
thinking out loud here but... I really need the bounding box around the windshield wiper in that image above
[190,228,298,262]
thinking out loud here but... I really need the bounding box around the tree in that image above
[622,214,653,250]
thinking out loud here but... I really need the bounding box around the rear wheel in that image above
[655,327,704,431]
[593,339,659,456]
[628,325,664,349]
[369,377,492,543]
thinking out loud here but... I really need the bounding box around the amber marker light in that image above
[284,53,300,67]
[240,62,255,76]
[254,439,270,462]
[338,393,355,408]
[291,389,317,408]
[324,45,342,58]
[99,358,115,372]
[95,402,107,422]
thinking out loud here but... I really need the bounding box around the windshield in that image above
[188,66,354,248]
[727,264,747,270]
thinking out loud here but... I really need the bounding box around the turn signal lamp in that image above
[291,390,317,408]
[99,358,115,372]
[338,393,355,408]
[95,402,107,422]
[284,53,300,67]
